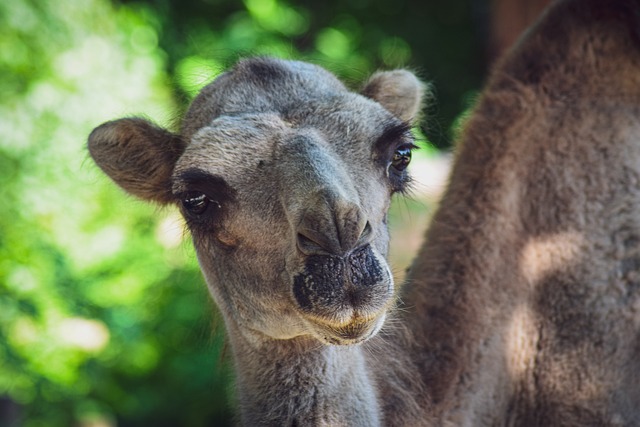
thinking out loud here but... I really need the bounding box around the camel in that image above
[88,0,640,424]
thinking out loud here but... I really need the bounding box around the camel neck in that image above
[229,332,381,426]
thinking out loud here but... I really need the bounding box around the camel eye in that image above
[182,192,214,215]
[391,146,412,171]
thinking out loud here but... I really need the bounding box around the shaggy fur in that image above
[88,0,640,425]
[402,0,640,424]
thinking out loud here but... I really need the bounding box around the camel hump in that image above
[495,0,640,96]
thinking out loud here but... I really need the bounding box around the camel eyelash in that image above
[374,122,413,152]
[173,168,235,227]
[385,140,417,194]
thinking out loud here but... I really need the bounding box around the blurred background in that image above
[0,0,549,425]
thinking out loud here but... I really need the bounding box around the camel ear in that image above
[362,70,425,123]
[88,118,186,204]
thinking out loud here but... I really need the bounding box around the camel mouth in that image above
[291,244,393,344]
[303,313,386,345]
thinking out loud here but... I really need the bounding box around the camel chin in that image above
[302,312,388,346]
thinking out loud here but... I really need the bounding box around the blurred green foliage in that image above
[0,0,482,425]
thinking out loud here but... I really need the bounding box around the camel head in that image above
[88,57,424,346]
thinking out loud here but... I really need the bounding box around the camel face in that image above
[173,59,417,344]
[89,57,424,345]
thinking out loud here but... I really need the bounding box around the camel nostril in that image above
[297,231,332,255]
[359,221,373,243]
[297,221,372,257]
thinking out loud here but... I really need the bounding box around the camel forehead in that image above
[173,114,285,183]
[174,58,405,195]
[176,83,400,180]
[182,57,397,140]
[173,103,393,191]
[212,57,348,111]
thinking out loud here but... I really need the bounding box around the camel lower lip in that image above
[305,314,385,345]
